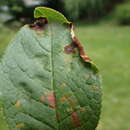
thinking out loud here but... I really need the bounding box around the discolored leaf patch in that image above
[71,112,81,128]
[29,18,48,31]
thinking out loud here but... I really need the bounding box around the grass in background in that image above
[76,24,130,130]
[0,24,17,58]
[0,23,130,130]
[0,24,16,130]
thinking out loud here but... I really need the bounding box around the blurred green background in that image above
[0,0,130,130]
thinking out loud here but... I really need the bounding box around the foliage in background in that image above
[64,0,106,20]
[0,0,24,21]
[0,23,17,58]
[46,0,66,15]
[0,0,125,23]
[76,24,130,130]
[0,0,46,23]
[63,0,123,20]
[115,3,130,25]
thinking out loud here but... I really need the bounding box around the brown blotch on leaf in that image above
[64,24,91,62]
[40,92,56,109]
[60,94,76,105]
[60,96,67,103]
[29,18,48,31]
[71,112,81,128]
[47,92,56,108]
[72,36,91,62]
[64,43,77,54]
[68,98,76,105]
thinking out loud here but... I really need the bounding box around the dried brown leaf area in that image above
[29,18,48,31]
[64,24,91,63]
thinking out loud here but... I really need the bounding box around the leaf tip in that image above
[34,6,71,24]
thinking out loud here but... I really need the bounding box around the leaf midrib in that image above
[50,24,59,130]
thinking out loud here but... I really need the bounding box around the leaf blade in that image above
[0,9,101,130]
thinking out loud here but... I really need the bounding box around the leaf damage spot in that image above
[16,123,25,128]
[40,95,46,103]
[14,101,22,108]
[64,57,72,63]
[72,36,91,62]
[29,18,48,31]
[39,128,45,130]
[60,96,67,103]
[60,93,76,106]
[39,91,56,108]
[66,107,73,113]
[64,24,91,62]
[92,86,99,91]
[56,111,60,121]
[60,83,66,88]
[64,44,76,54]
[68,98,76,105]
[80,107,86,112]
[47,91,56,108]
[71,112,81,128]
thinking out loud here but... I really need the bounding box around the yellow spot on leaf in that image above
[84,74,89,79]
[60,83,66,88]
[14,101,21,108]
[92,86,98,91]
[97,122,102,129]
[67,107,73,112]
[64,93,72,98]
[68,99,76,105]
[60,96,67,103]
[16,123,25,128]
[64,57,72,63]
[80,107,86,112]
[40,95,45,103]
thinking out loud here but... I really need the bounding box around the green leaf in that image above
[34,7,71,24]
[0,9,101,130]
